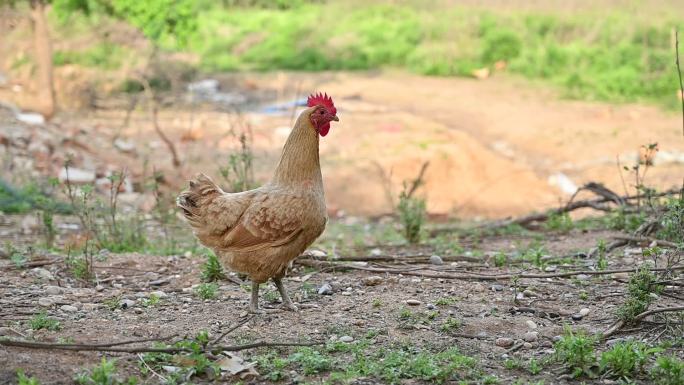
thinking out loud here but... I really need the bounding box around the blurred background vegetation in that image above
[3,0,683,109]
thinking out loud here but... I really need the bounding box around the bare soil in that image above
[1,215,681,384]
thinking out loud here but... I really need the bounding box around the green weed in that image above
[16,370,40,385]
[553,329,597,378]
[200,252,226,282]
[616,266,662,324]
[194,283,218,300]
[397,183,426,244]
[599,341,660,380]
[75,358,138,385]
[650,355,684,385]
[29,311,61,331]
[545,212,573,232]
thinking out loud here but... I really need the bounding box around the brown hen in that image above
[177,93,338,312]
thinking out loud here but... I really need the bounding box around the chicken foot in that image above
[274,277,298,311]
[249,281,263,314]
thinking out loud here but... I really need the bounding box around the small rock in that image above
[113,138,136,153]
[579,308,591,317]
[370,248,382,256]
[38,298,54,307]
[82,303,99,311]
[0,327,11,336]
[362,276,383,286]
[490,284,505,292]
[552,335,563,342]
[306,249,327,258]
[318,283,333,295]
[150,290,168,298]
[60,305,78,313]
[541,340,553,348]
[134,308,143,314]
[339,336,354,343]
[32,268,54,280]
[522,289,536,297]
[406,299,421,306]
[426,303,436,310]
[575,274,591,281]
[429,255,444,265]
[525,320,537,329]
[121,299,135,309]
[95,285,104,292]
[523,332,538,342]
[59,168,96,184]
[45,286,62,295]
[544,266,557,272]
[523,342,534,350]
[495,337,514,348]
[571,313,584,321]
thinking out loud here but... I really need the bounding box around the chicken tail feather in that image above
[177,173,222,221]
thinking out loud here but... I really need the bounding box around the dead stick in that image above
[612,235,681,249]
[676,29,684,136]
[210,315,254,346]
[297,259,684,281]
[603,306,684,338]
[0,339,321,354]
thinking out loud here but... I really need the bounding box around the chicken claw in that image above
[274,277,298,312]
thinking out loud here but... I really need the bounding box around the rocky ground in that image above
[1,213,682,384]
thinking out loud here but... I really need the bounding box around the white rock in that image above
[523,332,538,342]
[429,255,444,265]
[525,320,538,329]
[60,305,78,312]
[495,337,514,348]
[150,290,168,298]
[339,336,354,343]
[38,298,54,307]
[58,168,96,184]
[306,249,327,258]
[113,138,136,153]
[32,268,54,280]
[82,303,99,311]
[579,308,591,317]
[406,299,421,306]
[362,276,383,286]
[45,286,62,295]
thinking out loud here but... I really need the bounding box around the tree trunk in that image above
[30,0,56,119]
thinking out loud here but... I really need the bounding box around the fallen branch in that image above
[0,338,321,354]
[301,254,480,264]
[602,306,684,339]
[612,235,681,249]
[296,259,684,281]
[0,258,63,270]
[211,315,254,346]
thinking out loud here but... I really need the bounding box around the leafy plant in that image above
[658,196,684,243]
[397,183,426,244]
[545,212,573,232]
[29,311,61,331]
[290,347,333,375]
[16,370,40,385]
[440,317,462,333]
[75,358,138,385]
[553,329,596,378]
[201,252,226,282]
[220,131,257,192]
[194,283,218,300]
[616,266,662,323]
[599,341,660,380]
[650,355,684,385]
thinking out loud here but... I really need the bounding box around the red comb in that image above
[307,92,336,115]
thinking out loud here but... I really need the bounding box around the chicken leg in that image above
[274,277,298,311]
[249,281,262,314]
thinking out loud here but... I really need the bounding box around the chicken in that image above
[177,93,339,313]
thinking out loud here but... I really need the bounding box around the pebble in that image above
[307,250,327,258]
[406,299,421,306]
[522,289,536,297]
[576,274,591,281]
[429,255,444,265]
[95,285,104,292]
[495,337,514,348]
[121,299,136,309]
[339,336,354,343]
[370,248,382,256]
[134,308,143,314]
[151,290,168,298]
[0,327,11,336]
[523,332,539,342]
[571,313,584,321]
[318,283,333,295]
[579,308,591,317]
[490,284,505,292]
[362,276,383,286]
[38,298,53,307]
[82,303,99,311]
[523,342,534,350]
[525,320,538,329]
[552,335,563,342]
[541,340,553,348]
[426,303,436,310]
[60,305,78,313]
[32,268,54,280]
[45,286,62,295]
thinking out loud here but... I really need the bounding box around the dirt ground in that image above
[1,213,682,385]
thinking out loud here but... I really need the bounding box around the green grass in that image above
[599,341,661,381]
[16,371,41,385]
[75,358,138,385]
[29,311,61,331]
[186,2,683,108]
[53,42,130,70]
[650,355,684,385]
[194,282,219,300]
[553,329,597,378]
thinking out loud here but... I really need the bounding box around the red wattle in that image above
[319,123,330,137]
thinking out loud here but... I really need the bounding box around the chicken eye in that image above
[319,110,325,114]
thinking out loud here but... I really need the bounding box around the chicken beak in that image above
[332,115,339,122]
